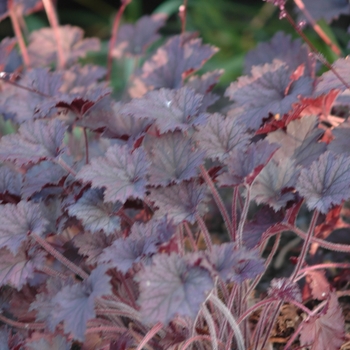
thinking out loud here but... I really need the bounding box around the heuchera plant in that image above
[0,0,350,348]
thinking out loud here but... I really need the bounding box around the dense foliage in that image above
[0,0,350,349]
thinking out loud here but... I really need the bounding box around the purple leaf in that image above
[113,14,167,58]
[0,37,22,73]
[296,151,350,214]
[99,235,157,273]
[26,335,71,350]
[218,140,279,186]
[61,64,107,93]
[329,120,350,155]
[0,201,48,255]
[295,0,350,24]
[225,60,313,130]
[315,58,350,106]
[77,144,150,204]
[121,87,208,133]
[51,265,112,341]
[149,181,209,224]
[244,32,314,76]
[0,246,45,290]
[68,189,122,235]
[186,70,223,111]
[194,113,250,161]
[300,293,345,350]
[1,68,63,123]
[147,132,205,186]
[73,231,116,265]
[135,253,213,325]
[141,34,218,89]
[306,271,330,300]
[28,26,100,68]
[267,115,326,167]
[208,243,265,283]
[268,278,302,302]
[251,158,299,211]
[0,166,22,199]
[100,218,176,273]
[0,0,42,21]
[0,119,67,167]
[82,100,152,141]
[22,161,68,199]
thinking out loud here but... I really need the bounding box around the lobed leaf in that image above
[51,265,112,341]
[0,201,48,255]
[149,181,209,224]
[141,34,218,89]
[113,14,167,58]
[77,144,150,204]
[297,151,350,213]
[226,60,313,130]
[68,188,122,235]
[299,293,345,350]
[147,132,205,186]
[0,119,67,167]
[194,113,250,161]
[121,87,207,133]
[135,253,214,325]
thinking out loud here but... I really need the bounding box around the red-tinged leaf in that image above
[0,119,67,167]
[0,201,48,255]
[268,278,302,302]
[225,60,313,131]
[37,86,112,119]
[0,246,45,290]
[194,113,250,161]
[26,334,71,350]
[77,144,150,204]
[51,265,112,341]
[244,32,314,77]
[2,68,63,123]
[121,87,208,133]
[306,271,330,300]
[243,206,285,248]
[22,161,68,199]
[297,151,350,214]
[296,0,350,23]
[0,165,22,199]
[329,120,350,155]
[141,34,218,89]
[208,243,265,283]
[147,132,205,186]
[300,293,345,350]
[28,25,100,68]
[251,158,299,211]
[284,199,304,226]
[218,140,279,187]
[135,253,214,325]
[113,14,167,58]
[82,100,152,141]
[186,70,223,111]
[267,115,326,167]
[73,231,116,265]
[0,37,21,73]
[149,181,209,224]
[68,189,122,235]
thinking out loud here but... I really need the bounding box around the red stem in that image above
[8,3,30,68]
[135,322,163,350]
[0,314,45,330]
[42,0,65,69]
[107,1,131,81]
